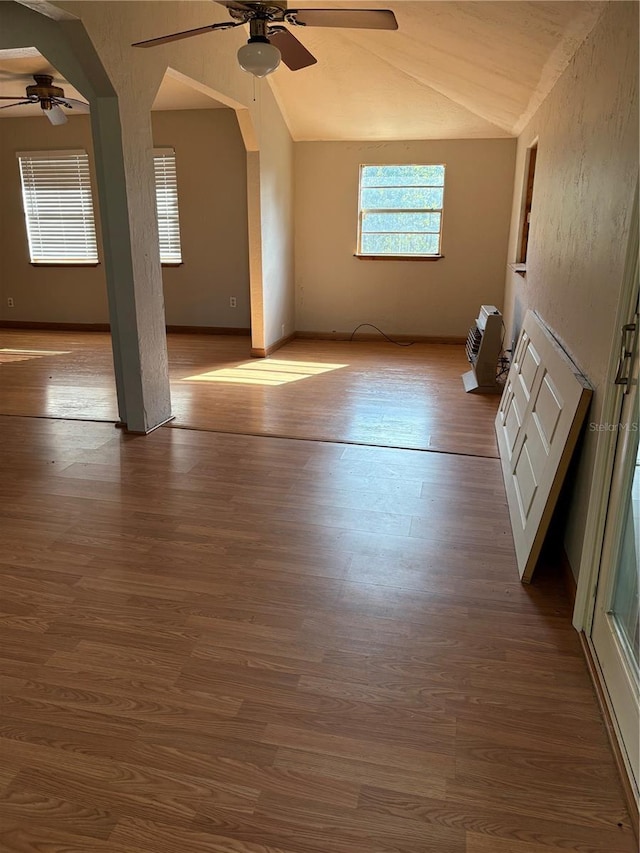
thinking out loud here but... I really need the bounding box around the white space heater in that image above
[462,304,502,393]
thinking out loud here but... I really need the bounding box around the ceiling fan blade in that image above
[59,97,90,112]
[268,27,317,71]
[132,20,241,48]
[0,94,33,100]
[289,9,398,30]
[46,104,67,125]
[0,100,34,109]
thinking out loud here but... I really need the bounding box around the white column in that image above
[90,95,172,433]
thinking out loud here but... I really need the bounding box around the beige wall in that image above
[0,114,107,323]
[502,0,639,578]
[0,109,250,327]
[153,110,250,328]
[294,138,516,338]
[258,89,295,346]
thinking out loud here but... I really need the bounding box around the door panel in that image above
[513,438,538,523]
[496,310,592,582]
[532,372,563,450]
[499,384,521,458]
[518,337,542,401]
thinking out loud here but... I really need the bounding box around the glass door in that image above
[591,299,639,800]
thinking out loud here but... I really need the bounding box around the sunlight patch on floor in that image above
[182,359,348,387]
[0,348,71,364]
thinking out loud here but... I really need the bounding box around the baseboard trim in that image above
[578,631,639,839]
[0,321,251,336]
[251,332,296,358]
[2,322,463,347]
[0,321,111,332]
[295,330,465,345]
[166,326,250,336]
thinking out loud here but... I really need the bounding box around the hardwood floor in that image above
[0,330,498,456]
[0,415,635,852]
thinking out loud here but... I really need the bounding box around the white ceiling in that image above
[0,1,604,139]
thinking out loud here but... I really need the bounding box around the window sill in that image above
[509,262,527,277]
[30,261,183,268]
[354,254,444,262]
[31,262,100,267]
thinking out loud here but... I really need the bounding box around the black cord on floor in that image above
[349,323,415,347]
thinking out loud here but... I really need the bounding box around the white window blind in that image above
[153,149,182,264]
[17,150,98,264]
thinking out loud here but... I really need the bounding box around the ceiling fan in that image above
[133,1,398,78]
[0,74,89,125]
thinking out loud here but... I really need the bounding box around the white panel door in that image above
[496,311,592,582]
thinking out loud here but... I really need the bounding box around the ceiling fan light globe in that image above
[237,41,281,77]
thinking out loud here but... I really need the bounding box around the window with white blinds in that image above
[153,149,182,264]
[17,150,99,264]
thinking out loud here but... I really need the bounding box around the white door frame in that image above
[573,182,639,633]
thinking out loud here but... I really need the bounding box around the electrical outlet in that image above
[229,296,237,308]
[281,324,285,336]
[7,297,14,308]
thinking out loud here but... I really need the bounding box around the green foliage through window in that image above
[358,164,445,257]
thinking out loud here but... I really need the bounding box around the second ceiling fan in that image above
[0,74,89,124]
[133,1,398,77]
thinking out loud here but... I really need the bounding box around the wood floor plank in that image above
[111,816,303,853]
[273,747,449,800]
[261,725,454,775]
[135,727,278,771]
[0,787,117,839]
[465,830,633,853]
[16,676,242,727]
[11,762,203,824]
[0,824,135,853]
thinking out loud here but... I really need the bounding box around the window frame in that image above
[153,147,183,266]
[356,163,446,261]
[518,142,538,266]
[17,149,100,267]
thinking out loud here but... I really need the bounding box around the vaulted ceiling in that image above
[272,1,604,139]
[0,1,604,140]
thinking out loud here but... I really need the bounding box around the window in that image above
[17,148,183,267]
[17,150,98,264]
[153,149,182,264]
[357,164,445,258]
